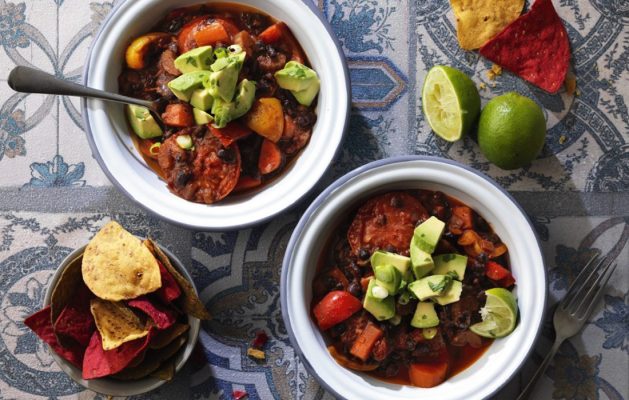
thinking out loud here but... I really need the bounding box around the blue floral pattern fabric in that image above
[0,0,627,399]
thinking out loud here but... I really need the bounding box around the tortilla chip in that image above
[82,221,161,301]
[146,239,211,320]
[156,261,182,303]
[50,254,84,325]
[127,296,177,330]
[451,0,524,50]
[90,298,150,350]
[150,323,190,350]
[24,306,84,368]
[82,330,154,379]
[479,0,570,93]
[53,284,95,347]
[150,358,176,381]
[111,335,187,380]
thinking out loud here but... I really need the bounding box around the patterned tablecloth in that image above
[0,0,627,398]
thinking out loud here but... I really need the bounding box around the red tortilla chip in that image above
[24,306,83,368]
[82,330,153,379]
[156,261,182,303]
[479,0,570,93]
[127,296,177,330]
[54,284,95,347]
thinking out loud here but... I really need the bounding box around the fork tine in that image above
[564,254,609,313]
[575,262,618,320]
[561,252,599,310]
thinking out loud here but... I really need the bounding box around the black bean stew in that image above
[311,190,516,388]
[119,3,318,204]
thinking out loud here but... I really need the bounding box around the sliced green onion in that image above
[422,327,438,340]
[398,291,411,305]
[148,142,161,155]
[227,44,243,54]
[176,135,193,150]
[371,285,388,299]
[389,315,402,326]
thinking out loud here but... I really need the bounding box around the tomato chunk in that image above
[485,261,510,280]
[313,291,361,331]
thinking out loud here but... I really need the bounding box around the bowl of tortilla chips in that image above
[24,221,210,396]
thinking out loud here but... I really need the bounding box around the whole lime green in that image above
[477,92,546,170]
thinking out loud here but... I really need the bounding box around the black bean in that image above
[217,148,236,163]
[348,281,362,297]
[358,248,370,260]
[174,170,192,188]
[390,195,403,208]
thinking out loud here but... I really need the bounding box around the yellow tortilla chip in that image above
[451,0,524,50]
[90,298,150,350]
[82,221,161,301]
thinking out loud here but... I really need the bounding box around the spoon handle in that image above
[7,66,155,110]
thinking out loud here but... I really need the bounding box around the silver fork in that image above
[516,253,618,400]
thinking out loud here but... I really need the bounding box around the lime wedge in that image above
[421,65,480,141]
[470,288,518,338]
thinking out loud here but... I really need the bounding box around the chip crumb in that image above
[479,82,487,90]
[575,88,581,96]
[233,390,248,400]
[565,74,577,96]
[247,348,265,360]
[251,330,269,349]
[559,135,567,144]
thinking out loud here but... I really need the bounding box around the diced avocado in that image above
[422,327,438,339]
[413,216,446,254]
[275,61,320,106]
[190,88,214,111]
[206,52,245,102]
[374,264,403,296]
[211,97,235,129]
[363,279,395,321]
[370,250,411,277]
[211,47,244,71]
[167,71,211,102]
[433,280,463,306]
[126,105,162,139]
[193,108,213,125]
[433,254,468,281]
[410,242,434,279]
[174,46,214,74]
[410,302,439,329]
[292,82,321,107]
[408,275,452,301]
[275,61,317,91]
[231,79,256,119]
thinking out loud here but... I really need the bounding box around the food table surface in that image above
[0,0,627,398]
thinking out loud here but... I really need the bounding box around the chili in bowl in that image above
[281,156,546,400]
[82,0,349,229]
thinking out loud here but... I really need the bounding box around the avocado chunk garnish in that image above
[209,79,256,128]
[193,108,213,125]
[370,250,411,276]
[408,275,452,301]
[412,216,446,254]
[363,278,395,321]
[167,71,212,102]
[190,88,214,111]
[433,254,468,280]
[374,264,403,296]
[174,46,215,74]
[274,61,320,106]
[205,51,245,102]
[432,280,463,306]
[410,242,434,279]
[411,302,440,329]
[126,105,162,139]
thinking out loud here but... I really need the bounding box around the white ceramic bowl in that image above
[44,242,201,396]
[281,156,547,400]
[82,0,349,230]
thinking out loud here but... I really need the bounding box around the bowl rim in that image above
[43,241,201,397]
[80,0,350,231]
[280,155,548,400]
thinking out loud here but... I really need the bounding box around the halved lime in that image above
[421,65,480,141]
[470,288,518,338]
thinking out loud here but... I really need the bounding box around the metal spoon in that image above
[7,66,163,124]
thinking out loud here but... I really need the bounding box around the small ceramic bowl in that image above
[281,156,547,400]
[82,0,349,230]
[43,242,201,397]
